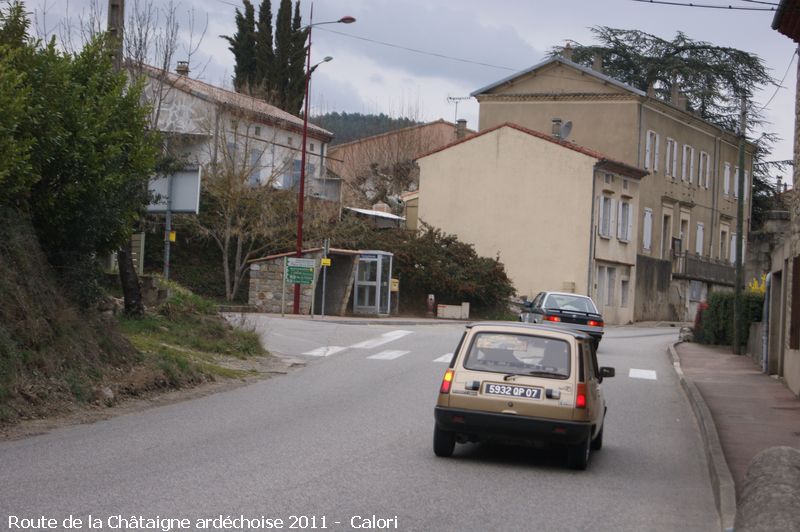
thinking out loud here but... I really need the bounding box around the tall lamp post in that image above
[293,8,355,314]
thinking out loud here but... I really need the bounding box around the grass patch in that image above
[117,282,267,385]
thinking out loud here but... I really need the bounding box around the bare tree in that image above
[190,114,298,301]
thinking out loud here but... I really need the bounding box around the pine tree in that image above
[273,0,294,111]
[222,0,257,93]
[253,0,274,101]
[285,1,307,116]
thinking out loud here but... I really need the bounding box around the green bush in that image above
[699,291,763,348]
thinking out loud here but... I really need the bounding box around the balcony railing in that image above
[672,251,735,286]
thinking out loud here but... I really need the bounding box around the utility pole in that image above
[107,1,124,71]
[733,94,747,355]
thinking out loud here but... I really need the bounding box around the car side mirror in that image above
[600,367,615,379]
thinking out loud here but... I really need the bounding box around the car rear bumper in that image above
[434,406,591,446]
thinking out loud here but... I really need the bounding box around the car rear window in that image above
[463,332,570,379]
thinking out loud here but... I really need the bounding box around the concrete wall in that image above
[418,125,596,303]
[634,254,675,321]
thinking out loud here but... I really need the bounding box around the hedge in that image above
[697,291,763,348]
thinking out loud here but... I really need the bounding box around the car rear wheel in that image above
[590,426,603,451]
[433,425,456,457]
[567,436,591,470]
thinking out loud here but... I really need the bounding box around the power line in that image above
[738,0,779,5]
[317,27,519,72]
[630,0,776,10]
[756,48,798,112]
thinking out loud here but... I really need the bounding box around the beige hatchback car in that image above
[433,322,614,470]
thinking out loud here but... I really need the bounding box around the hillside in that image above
[311,112,421,145]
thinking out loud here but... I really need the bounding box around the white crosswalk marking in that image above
[433,353,452,363]
[302,346,347,357]
[629,368,657,380]
[367,350,409,360]
[349,330,413,349]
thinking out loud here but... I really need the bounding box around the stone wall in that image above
[249,257,316,314]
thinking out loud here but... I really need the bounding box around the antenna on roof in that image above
[447,95,471,123]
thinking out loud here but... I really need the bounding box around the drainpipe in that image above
[762,272,770,373]
[588,168,598,297]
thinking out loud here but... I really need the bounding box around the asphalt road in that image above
[0,318,718,532]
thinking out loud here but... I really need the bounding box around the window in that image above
[310,143,315,152]
[606,267,616,307]
[730,233,737,263]
[698,151,710,189]
[248,151,261,185]
[689,281,703,302]
[287,137,294,146]
[734,166,740,198]
[254,126,261,137]
[597,266,607,306]
[695,223,704,255]
[620,279,629,308]
[617,200,632,242]
[623,178,629,191]
[661,213,672,259]
[643,208,653,250]
[645,130,659,171]
[682,145,695,183]
[604,173,614,185]
[599,196,614,238]
[720,229,729,261]
[723,163,731,195]
[664,138,677,178]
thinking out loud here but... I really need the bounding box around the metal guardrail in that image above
[672,251,735,285]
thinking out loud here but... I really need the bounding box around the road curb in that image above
[668,342,737,532]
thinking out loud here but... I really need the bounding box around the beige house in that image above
[472,55,755,321]
[417,123,647,324]
[327,119,472,210]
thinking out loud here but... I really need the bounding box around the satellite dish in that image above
[560,121,573,140]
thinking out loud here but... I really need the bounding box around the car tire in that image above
[590,426,603,451]
[433,425,456,457]
[567,436,591,470]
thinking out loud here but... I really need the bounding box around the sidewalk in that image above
[672,342,800,529]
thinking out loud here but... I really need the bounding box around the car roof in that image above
[466,321,591,340]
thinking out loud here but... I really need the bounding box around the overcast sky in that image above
[26,0,797,183]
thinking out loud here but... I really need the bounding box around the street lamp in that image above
[293,8,355,314]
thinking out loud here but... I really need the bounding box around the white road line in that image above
[302,346,347,357]
[433,354,452,363]
[367,350,410,360]
[349,330,413,349]
[629,368,658,380]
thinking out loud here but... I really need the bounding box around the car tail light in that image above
[576,383,587,409]
[543,315,561,323]
[440,369,454,394]
[588,320,603,327]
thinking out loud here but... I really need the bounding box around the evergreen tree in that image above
[285,1,307,116]
[222,0,257,93]
[253,0,274,101]
[273,0,294,111]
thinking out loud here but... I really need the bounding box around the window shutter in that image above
[689,148,695,183]
[734,167,739,198]
[744,171,749,201]
[730,233,736,263]
[617,201,624,239]
[672,143,678,178]
[705,155,711,188]
[610,198,617,239]
[627,206,633,242]
[645,132,653,170]
[724,164,731,195]
[654,134,660,172]
[643,209,653,250]
[695,223,704,255]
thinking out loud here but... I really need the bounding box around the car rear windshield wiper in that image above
[523,370,567,378]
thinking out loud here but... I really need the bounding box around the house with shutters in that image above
[139,62,336,200]
[416,123,647,325]
[470,54,755,321]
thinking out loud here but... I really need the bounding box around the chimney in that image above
[456,119,467,139]
[646,81,656,98]
[592,53,603,73]
[670,80,688,110]
[176,61,190,76]
[552,118,563,139]
[561,43,573,61]
[777,176,783,195]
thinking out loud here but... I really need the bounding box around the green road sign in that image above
[287,257,315,285]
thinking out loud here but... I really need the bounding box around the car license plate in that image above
[484,383,542,399]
